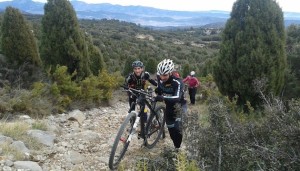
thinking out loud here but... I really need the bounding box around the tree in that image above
[182,63,190,78]
[200,58,216,76]
[213,0,286,107]
[283,24,300,99]
[286,24,300,79]
[85,34,105,75]
[123,57,134,76]
[1,6,41,67]
[40,0,91,79]
[146,58,156,74]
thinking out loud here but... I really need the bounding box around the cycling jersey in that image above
[125,71,157,112]
[156,75,185,105]
[125,71,157,90]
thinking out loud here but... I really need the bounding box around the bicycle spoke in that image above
[145,105,166,149]
[109,112,136,170]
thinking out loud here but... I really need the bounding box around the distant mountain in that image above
[0,0,300,27]
[0,0,44,14]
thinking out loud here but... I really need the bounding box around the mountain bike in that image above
[109,86,166,170]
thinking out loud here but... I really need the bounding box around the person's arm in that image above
[125,73,135,88]
[163,79,183,103]
[144,72,157,86]
[182,76,190,83]
[154,75,164,101]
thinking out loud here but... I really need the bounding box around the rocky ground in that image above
[0,89,183,171]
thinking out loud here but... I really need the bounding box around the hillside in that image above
[78,19,221,75]
[21,14,221,76]
[1,0,300,27]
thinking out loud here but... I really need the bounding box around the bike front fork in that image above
[127,116,140,142]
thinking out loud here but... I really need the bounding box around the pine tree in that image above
[213,0,286,107]
[283,24,300,99]
[146,58,156,74]
[85,34,105,75]
[182,63,190,78]
[286,25,300,79]
[1,6,41,67]
[123,57,134,76]
[40,0,91,79]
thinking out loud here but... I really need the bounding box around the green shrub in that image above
[185,94,300,171]
[80,75,103,102]
[51,65,81,99]
[97,69,122,101]
[0,65,123,116]
[176,152,200,171]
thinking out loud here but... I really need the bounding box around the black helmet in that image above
[132,60,144,68]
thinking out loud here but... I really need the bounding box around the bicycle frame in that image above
[126,87,157,140]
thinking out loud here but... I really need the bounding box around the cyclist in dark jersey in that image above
[155,59,187,149]
[125,60,157,111]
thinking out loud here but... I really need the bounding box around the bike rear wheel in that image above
[145,105,166,149]
[109,112,137,170]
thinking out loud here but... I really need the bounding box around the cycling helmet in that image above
[157,59,174,75]
[132,60,144,68]
[190,71,195,76]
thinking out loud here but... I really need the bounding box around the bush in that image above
[80,75,103,102]
[0,65,123,116]
[185,94,300,170]
[96,69,123,101]
[0,85,53,119]
[50,66,123,111]
[51,65,81,99]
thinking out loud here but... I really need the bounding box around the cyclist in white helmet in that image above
[155,59,187,149]
[183,71,200,105]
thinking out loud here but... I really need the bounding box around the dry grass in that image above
[0,142,25,160]
[0,121,30,139]
[32,120,48,131]
[0,121,44,151]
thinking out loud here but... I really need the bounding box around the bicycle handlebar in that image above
[121,85,154,100]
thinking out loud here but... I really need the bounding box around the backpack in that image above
[189,77,198,87]
[172,71,181,78]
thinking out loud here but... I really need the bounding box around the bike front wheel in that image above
[109,112,137,170]
[145,105,166,149]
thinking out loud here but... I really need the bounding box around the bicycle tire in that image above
[145,105,166,149]
[109,112,137,170]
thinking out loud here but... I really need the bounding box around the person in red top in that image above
[183,71,200,105]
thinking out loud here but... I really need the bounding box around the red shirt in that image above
[183,76,200,88]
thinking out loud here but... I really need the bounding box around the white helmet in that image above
[157,59,174,75]
[190,71,195,76]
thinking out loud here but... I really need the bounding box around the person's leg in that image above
[128,96,136,112]
[166,104,183,148]
[188,88,193,104]
[139,102,147,122]
[190,88,197,104]
[168,127,182,148]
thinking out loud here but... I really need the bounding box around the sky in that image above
[1,0,299,13]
